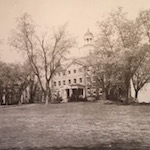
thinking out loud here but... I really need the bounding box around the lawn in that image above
[0,100,150,150]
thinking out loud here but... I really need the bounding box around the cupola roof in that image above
[84,28,94,38]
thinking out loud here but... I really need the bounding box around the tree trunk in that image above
[101,79,107,100]
[135,90,138,99]
[45,81,51,105]
[102,89,107,100]
[102,92,106,100]
[125,76,131,103]
[45,94,49,105]
[96,86,100,100]
[126,85,129,103]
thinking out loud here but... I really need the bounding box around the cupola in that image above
[84,28,94,45]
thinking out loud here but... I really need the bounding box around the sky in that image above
[0,0,150,63]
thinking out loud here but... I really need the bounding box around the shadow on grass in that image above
[2,141,150,150]
[104,100,150,106]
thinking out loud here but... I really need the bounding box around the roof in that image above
[70,83,85,88]
[55,65,64,73]
[55,57,91,73]
[84,28,94,38]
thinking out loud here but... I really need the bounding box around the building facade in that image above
[52,29,99,102]
[53,29,150,103]
[131,80,150,103]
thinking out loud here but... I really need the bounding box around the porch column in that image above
[69,88,72,97]
[83,88,86,98]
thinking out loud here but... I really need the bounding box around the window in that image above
[87,77,90,82]
[92,76,96,82]
[54,82,56,86]
[88,91,91,94]
[79,78,82,83]
[79,68,82,72]
[74,79,76,83]
[63,80,65,85]
[74,70,76,73]
[58,81,61,86]
[68,71,71,74]
[58,73,61,76]
[63,72,65,76]
[68,79,71,84]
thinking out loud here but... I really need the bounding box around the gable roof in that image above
[55,57,91,73]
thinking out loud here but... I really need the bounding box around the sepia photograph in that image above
[0,0,150,149]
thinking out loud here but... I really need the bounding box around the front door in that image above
[72,88,83,101]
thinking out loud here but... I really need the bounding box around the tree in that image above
[10,13,75,104]
[127,9,150,99]
[91,7,144,102]
[137,9,150,45]
[87,49,122,100]
[91,12,121,100]
[0,62,31,104]
[110,8,143,102]
[14,62,38,104]
[132,45,150,98]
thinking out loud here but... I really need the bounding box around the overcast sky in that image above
[0,0,150,63]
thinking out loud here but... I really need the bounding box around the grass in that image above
[0,100,150,150]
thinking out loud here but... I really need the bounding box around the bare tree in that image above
[127,9,150,99]
[132,45,150,99]
[10,13,75,104]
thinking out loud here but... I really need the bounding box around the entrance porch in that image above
[63,84,86,102]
